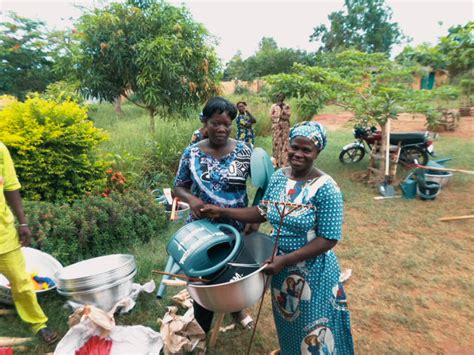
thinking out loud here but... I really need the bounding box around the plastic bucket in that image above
[400,179,417,199]
[417,181,441,200]
[425,171,452,187]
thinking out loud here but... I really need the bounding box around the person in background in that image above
[201,121,354,355]
[270,94,291,167]
[174,97,255,333]
[0,142,58,345]
[190,112,208,145]
[235,101,256,145]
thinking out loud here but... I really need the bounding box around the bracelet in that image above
[18,223,28,227]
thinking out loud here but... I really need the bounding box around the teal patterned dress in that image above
[259,169,354,355]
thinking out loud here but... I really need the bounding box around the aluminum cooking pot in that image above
[166,220,242,278]
[55,254,135,291]
[185,232,274,313]
[187,265,269,313]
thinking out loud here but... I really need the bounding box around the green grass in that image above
[1,102,473,353]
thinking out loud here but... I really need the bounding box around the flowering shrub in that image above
[103,169,127,196]
[0,96,108,202]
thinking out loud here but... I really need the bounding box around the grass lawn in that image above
[0,103,472,354]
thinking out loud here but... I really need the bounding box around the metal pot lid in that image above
[55,254,135,283]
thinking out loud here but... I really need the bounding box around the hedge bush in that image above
[24,190,168,265]
[0,95,108,202]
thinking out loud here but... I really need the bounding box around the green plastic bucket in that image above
[400,179,417,199]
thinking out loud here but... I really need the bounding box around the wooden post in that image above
[389,142,402,181]
[209,312,225,349]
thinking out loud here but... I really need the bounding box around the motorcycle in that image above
[339,127,436,166]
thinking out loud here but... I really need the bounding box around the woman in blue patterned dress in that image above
[235,101,256,145]
[201,121,354,355]
[174,97,254,333]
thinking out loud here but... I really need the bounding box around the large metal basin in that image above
[55,254,135,291]
[58,269,136,311]
[186,232,274,313]
[187,265,269,313]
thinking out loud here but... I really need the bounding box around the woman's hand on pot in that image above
[200,204,223,219]
[263,255,288,275]
[188,197,205,219]
[244,223,260,235]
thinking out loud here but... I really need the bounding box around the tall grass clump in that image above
[89,102,201,189]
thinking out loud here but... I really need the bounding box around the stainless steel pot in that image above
[186,265,270,313]
[58,269,136,311]
[185,232,275,313]
[55,254,135,291]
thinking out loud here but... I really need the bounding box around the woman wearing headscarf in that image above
[201,121,354,355]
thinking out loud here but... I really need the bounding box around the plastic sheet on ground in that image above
[158,306,206,355]
[54,305,163,355]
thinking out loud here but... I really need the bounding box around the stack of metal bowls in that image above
[55,254,136,311]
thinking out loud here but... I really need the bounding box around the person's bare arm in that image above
[200,204,266,224]
[174,186,205,219]
[5,190,31,246]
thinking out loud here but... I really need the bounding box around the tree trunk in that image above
[149,109,156,133]
[114,96,123,115]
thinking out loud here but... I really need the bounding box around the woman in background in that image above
[190,113,208,145]
[270,94,291,167]
[235,101,256,145]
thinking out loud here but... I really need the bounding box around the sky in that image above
[0,0,472,63]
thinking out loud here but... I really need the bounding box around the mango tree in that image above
[0,13,58,99]
[69,1,220,131]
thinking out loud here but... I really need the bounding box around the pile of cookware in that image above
[55,254,136,311]
[165,220,274,313]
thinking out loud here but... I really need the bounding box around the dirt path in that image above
[314,111,474,139]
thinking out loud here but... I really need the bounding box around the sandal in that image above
[37,327,59,345]
[232,312,254,330]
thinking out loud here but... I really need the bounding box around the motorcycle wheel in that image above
[399,146,428,166]
[339,146,365,163]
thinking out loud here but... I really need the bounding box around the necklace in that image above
[288,166,316,181]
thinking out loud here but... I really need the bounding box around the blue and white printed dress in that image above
[236,113,255,145]
[259,169,354,355]
[174,141,252,232]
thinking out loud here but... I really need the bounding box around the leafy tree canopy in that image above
[310,0,406,55]
[223,37,316,81]
[267,50,418,126]
[438,21,474,76]
[396,43,447,70]
[68,1,220,131]
[0,13,58,99]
